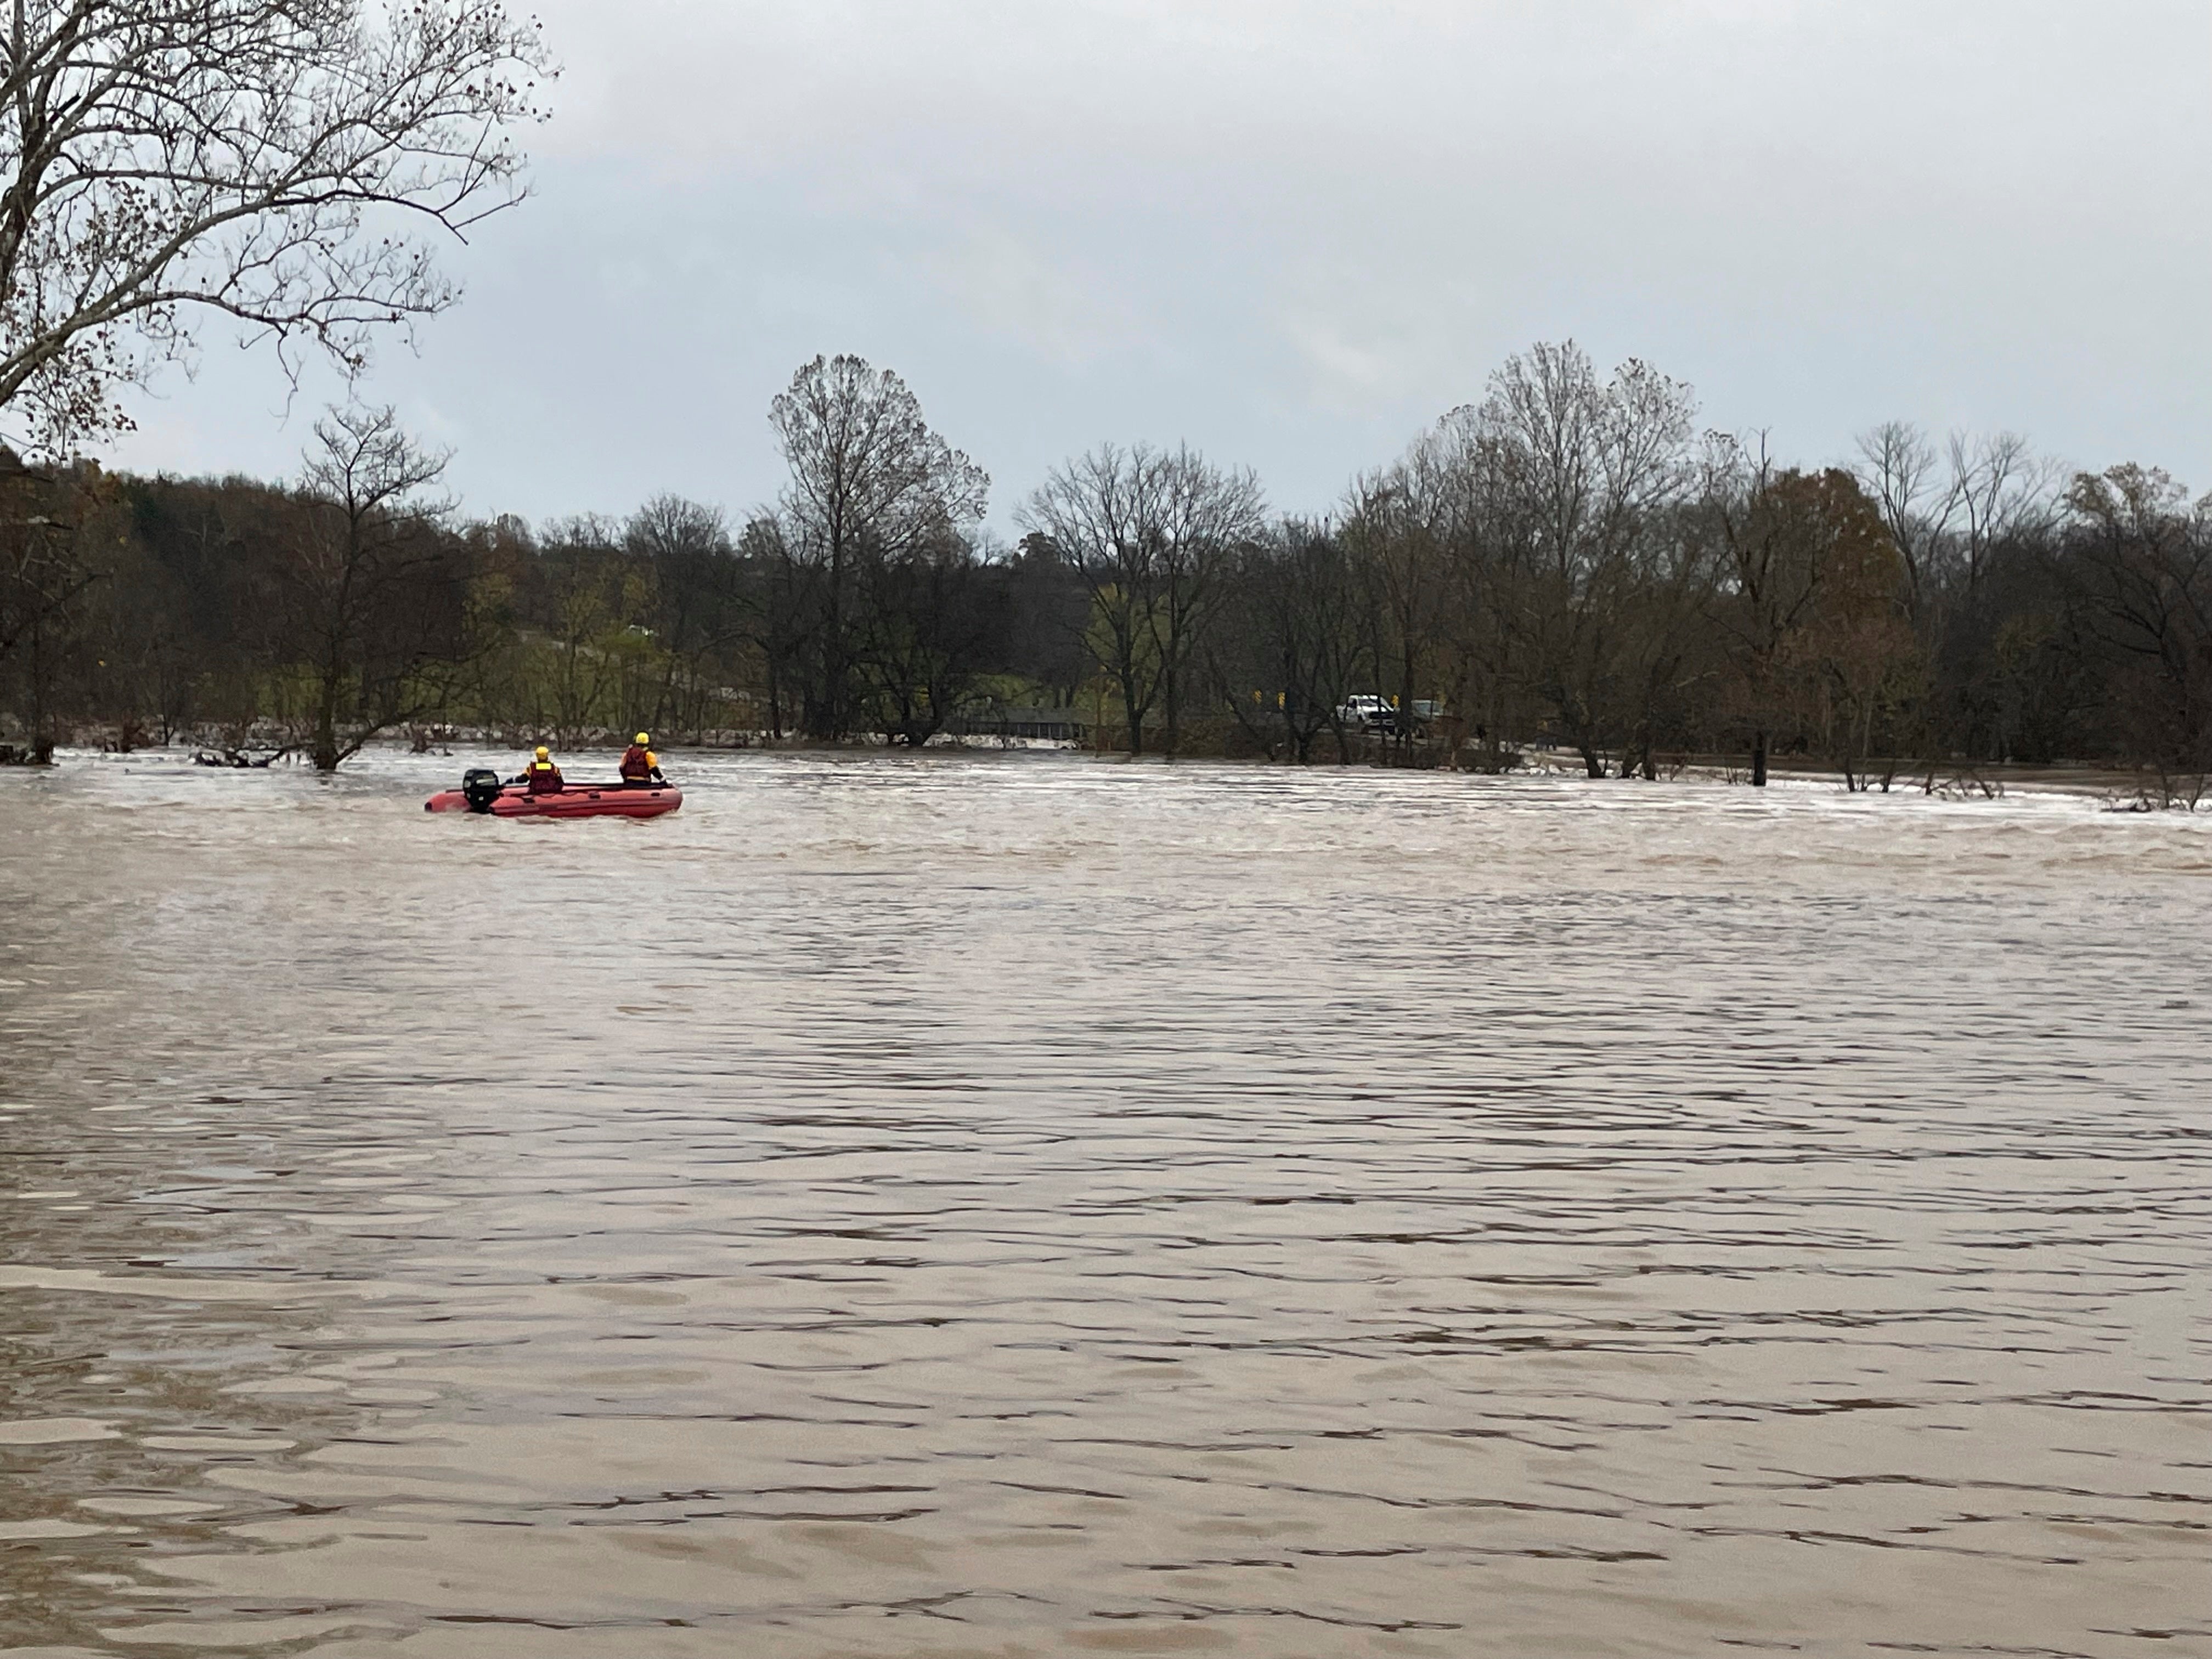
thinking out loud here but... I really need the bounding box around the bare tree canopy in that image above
[768,353,987,737]
[1434,341,1698,776]
[769,355,989,564]
[1451,341,1697,569]
[0,0,554,454]
[290,403,470,770]
[1854,420,2064,608]
[1019,441,1264,757]
[625,494,729,567]
[302,402,451,523]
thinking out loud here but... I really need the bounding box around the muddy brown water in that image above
[1,747,2208,1658]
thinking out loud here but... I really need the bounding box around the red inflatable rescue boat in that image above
[425,767,681,820]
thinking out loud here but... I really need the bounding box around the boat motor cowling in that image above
[461,768,505,813]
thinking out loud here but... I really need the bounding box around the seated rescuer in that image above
[521,745,564,794]
[619,732,663,785]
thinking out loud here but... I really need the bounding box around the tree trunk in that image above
[1117,648,1146,756]
[24,610,60,763]
[313,637,344,772]
[314,698,340,771]
[822,532,843,740]
[1751,729,1768,787]
[29,614,50,759]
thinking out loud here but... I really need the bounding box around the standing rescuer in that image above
[619,732,663,785]
[520,745,564,794]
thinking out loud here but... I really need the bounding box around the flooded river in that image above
[2,748,2209,1658]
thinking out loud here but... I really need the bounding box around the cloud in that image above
[913,227,1152,370]
[94,0,2212,522]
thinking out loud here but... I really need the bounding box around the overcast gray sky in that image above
[107,0,2212,531]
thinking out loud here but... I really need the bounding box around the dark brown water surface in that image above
[2,748,2209,1657]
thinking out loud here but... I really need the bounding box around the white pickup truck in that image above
[1336,696,1442,735]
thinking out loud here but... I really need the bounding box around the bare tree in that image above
[1944,431,2061,595]
[626,494,735,737]
[1699,439,1904,785]
[1342,444,1455,763]
[851,532,1007,747]
[1022,445,1158,755]
[2060,464,2212,797]
[287,403,467,770]
[1447,341,1696,776]
[1854,420,1945,614]
[732,513,810,741]
[1020,442,1263,757]
[1002,532,1092,706]
[0,0,553,455]
[769,354,987,738]
[0,448,100,758]
[1856,422,2061,608]
[1209,518,1373,764]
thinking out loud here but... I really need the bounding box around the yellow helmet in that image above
[534,745,549,760]
[635,732,650,745]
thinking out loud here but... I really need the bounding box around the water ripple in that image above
[1,748,2208,1656]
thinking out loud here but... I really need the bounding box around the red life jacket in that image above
[525,759,563,794]
[619,743,652,780]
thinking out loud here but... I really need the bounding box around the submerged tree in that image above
[2059,465,2212,796]
[1341,446,1458,764]
[284,405,475,771]
[769,355,988,738]
[626,494,739,738]
[1020,442,1263,757]
[1697,444,1905,785]
[851,535,1009,746]
[1452,342,1699,776]
[0,450,104,759]
[1210,518,1373,764]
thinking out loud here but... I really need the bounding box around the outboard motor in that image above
[460,767,505,814]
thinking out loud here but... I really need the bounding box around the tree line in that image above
[3,343,2208,798]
